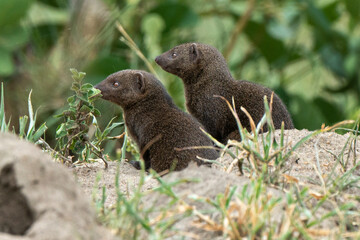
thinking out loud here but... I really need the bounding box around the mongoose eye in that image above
[171,52,177,58]
[113,81,119,87]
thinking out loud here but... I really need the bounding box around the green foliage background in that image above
[1,0,359,146]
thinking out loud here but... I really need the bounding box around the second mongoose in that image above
[95,70,219,173]
[155,43,294,144]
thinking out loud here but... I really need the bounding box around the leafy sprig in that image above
[55,68,122,168]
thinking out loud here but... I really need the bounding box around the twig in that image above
[223,0,256,60]
[352,123,358,166]
[178,200,218,227]
[314,138,326,192]
[156,169,170,177]
[221,186,242,239]
[196,155,222,166]
[108,132,126,140]
[174,145,221,152]
[140,134,162,158]
[232,47,255,73]
[116,21,159,78]
[87,140,108,169]
[37,138,73,164]
[227,158,239,173]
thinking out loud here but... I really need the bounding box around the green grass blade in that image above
[19,115,29,138]
[256,114,267,134]
[31,123,48,142]
[0,82,8,132]
[102,117,123,139]
[6,117,11,132]
[121,126,128,162]
[27,90,35,137]
[277,122,285,164]
[225,186,237,208]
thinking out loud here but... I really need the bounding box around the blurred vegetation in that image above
[1,0,359,154]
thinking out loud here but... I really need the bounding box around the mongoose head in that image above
[155,43,230,83]
[155,43,204,79]
[95,70,169,109]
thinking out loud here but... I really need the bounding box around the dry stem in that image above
[223,0,256,60]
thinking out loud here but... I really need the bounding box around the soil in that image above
[0,133,116,240]
[73,129,360,239]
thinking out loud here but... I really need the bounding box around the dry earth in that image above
[2,129,358,239]
[0,133,116,240]
[73,129,360,239]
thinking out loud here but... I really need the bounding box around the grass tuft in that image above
[0,82,47,142]
[0,82,12,132]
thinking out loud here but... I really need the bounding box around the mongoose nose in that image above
[155,56,160,64]
[94,83,103,93]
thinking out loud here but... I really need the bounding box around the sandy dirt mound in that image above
[142,164,287,239]
[215,129,360,203]
[72,129,359,239]
[216,129,359,178]
[0,133,116,240]
[74,129,360,206]
[74,161,157,206]
[2,126,357,239]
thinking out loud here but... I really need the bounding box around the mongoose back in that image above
[155,43,294,144]
[95,70,218,172]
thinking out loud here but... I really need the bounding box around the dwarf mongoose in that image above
[155,43,294,143]
[95,70,218,172]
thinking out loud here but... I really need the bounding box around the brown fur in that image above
[155,43,294,144]
[95,70,218,172]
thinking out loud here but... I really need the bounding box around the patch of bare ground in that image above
[73,129,360,239]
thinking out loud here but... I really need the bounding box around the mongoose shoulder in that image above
[95,70,218,172]
[155,43,294,144]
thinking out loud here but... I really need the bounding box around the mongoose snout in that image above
[154,55,161,64]
[94,83,110,101]
[155,55,174,74]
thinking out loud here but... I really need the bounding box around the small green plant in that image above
[188,180,283,239]
[54,68,123,168]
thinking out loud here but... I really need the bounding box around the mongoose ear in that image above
[135,72,146,94]
[189,43,199,63]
